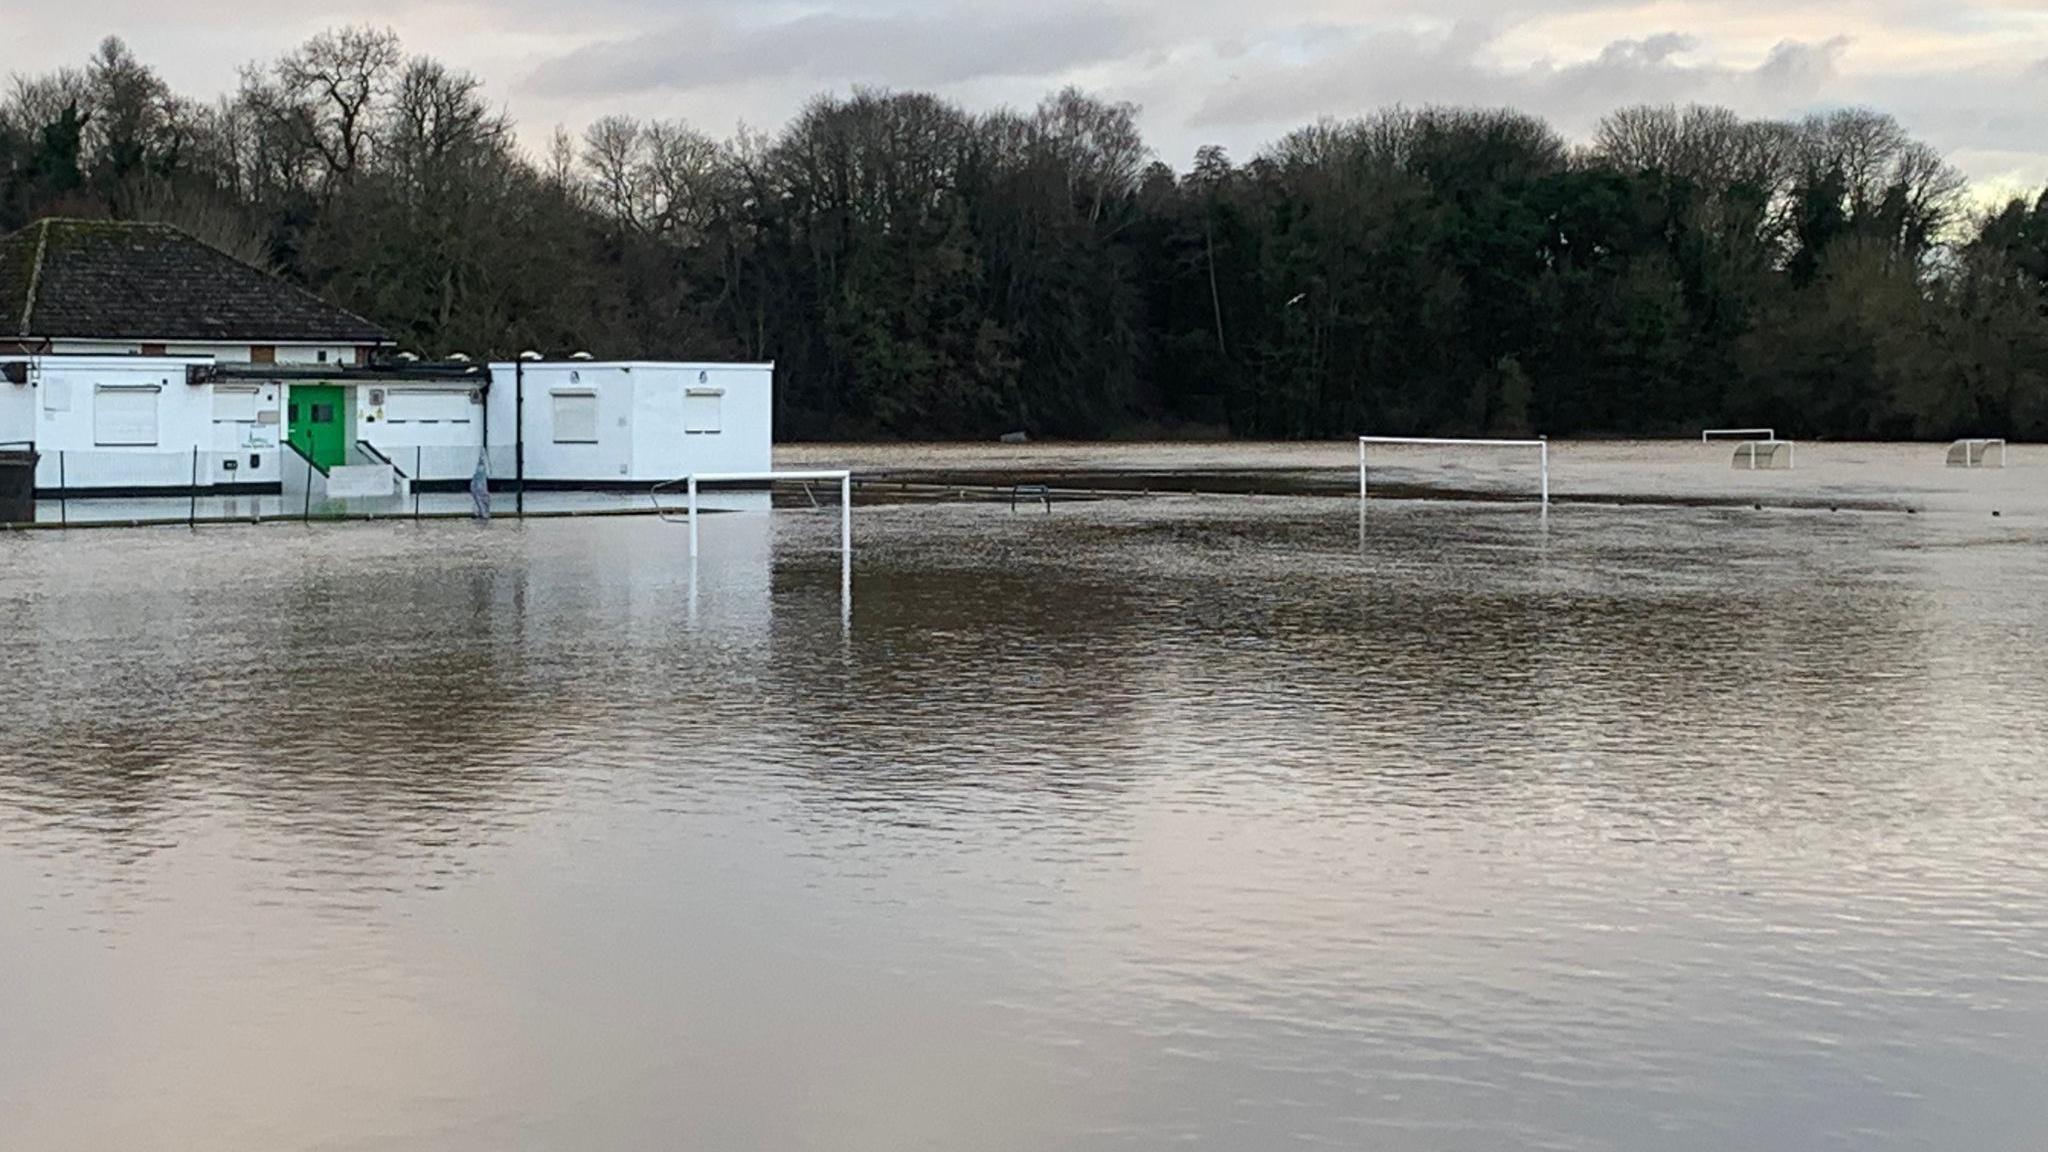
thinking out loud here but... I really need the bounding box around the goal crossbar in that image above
[654,469,854,559]
[1357,436,1550,506]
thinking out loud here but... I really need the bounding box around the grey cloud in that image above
[1826,63,2048,161]
[522,5,1148,98]
[5,0,2044,188]
[1593,32,1698,67]
[1754,36,1849,97]
[1187,26,1856,134]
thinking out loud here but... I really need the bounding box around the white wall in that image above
[206,380,284,485]
[630,364,774,478]
[487,363,635,482]
[487,361,774,484]
[1,368,33,448]
[356,383,487,480]
[48,340,365,365]
[11,357,229,489]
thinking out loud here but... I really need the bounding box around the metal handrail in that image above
[281,438,329,477]
[354,439,408,478]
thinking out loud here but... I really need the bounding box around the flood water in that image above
[3,442,2046,1150]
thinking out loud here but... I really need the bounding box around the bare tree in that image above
[84,37,171,183]
[383,58,507,197]
[1032,87,1146,222]
[274,25,401,188]
[544,125,576,191]
[581,114,643,228]
[638,119,721,238]
[233,66,325,200]
[1797,108,1966,255]
[2,69,93,139]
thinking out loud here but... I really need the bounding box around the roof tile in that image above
[0,218,389,345]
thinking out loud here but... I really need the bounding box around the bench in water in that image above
[1011,484,1051,512]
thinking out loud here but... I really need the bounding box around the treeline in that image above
[5,31,2048,440]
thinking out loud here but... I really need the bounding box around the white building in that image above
[216,363,494,485]
[0,355,283,491]
[0,216,775,497]
[485,360,774,486]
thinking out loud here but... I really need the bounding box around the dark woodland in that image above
[7,31,2046,440]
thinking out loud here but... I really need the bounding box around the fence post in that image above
[415,447,422,521]
[304,453,313,520]
[190,448,199,528]
[1540,437,1550,507]
[58,450,66,527]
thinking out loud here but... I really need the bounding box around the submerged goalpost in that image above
[1947,439,2007,468]
[1357,436,1550,506]
[1706,427,1796,470]
[654,470,854,559]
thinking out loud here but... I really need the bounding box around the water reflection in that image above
[2,479,2046,1151]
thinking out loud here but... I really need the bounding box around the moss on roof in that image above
[0,218,389,344]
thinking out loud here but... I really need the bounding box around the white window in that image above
[552,390,598,444]
[212,386,260,423]
[684,387,723,434]
[94,385,161,446]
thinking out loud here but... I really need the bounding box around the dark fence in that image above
[0,445,533,528]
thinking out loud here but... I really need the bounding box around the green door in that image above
[287,385,347,469]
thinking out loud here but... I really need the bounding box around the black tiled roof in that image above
[0,218,389,345]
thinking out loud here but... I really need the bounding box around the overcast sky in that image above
[8,0,2047,194]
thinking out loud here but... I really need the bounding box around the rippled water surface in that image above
[4,443,2046,1150]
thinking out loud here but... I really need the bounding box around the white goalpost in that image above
[674,470,852,559]
[1703,427,1774,443]
[1357,436,1550,506]
[1947,439,2007,468]
[652,469,854,561]
[653,469,855,628]
[1706,427,1796,470]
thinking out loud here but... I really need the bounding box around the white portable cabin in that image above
[485,360,773,485]
[0,355,285,491]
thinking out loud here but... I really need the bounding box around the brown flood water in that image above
[3,440,2046,1150]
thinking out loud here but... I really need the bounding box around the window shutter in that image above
[552,391,599,443]
[94,386,162,446]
